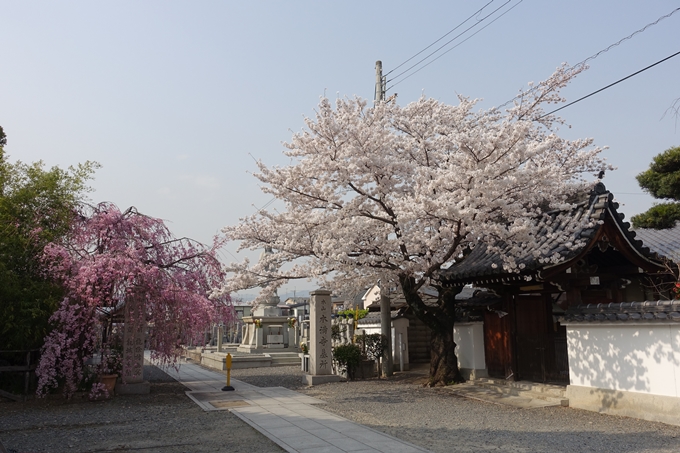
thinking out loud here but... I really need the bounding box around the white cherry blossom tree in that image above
[222,64,609,385]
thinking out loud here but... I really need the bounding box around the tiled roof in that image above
[633,224,680,263]
[560,300,680,323]
[437,183,661,285]
[356,310,401,325]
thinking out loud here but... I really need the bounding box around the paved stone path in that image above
[157,355,430,453]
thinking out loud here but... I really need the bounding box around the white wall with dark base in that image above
[564,322,680,426]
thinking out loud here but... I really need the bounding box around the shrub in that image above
[332,343,362,379]
[357,333,387,361]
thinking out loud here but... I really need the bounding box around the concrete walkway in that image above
[155,356,431,453]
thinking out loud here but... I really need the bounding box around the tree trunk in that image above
[399,275,465,386]
[428,321,464,386]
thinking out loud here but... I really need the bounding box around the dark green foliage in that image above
[336,308,369,319]
[330,323,344,341]
[633,146,680,229]
[0,140,98,350]
[355,333,387,361]
[636,146,680,200]
[331,343,362,379]
[631,203,680,229]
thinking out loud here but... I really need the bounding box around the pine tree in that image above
[632,146,680,229]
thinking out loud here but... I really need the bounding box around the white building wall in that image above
[564,322,680,426]
[567,323,680,397]
[453,322,487,379]
[360,318,410,370]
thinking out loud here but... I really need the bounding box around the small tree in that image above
[222,64,608,386]
[0,136,98,350]
[36,203,231,398]
[632,146,680,229]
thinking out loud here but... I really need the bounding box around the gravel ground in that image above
[0,365,284,453]
[3,363,680,453]
[234,364,680,453]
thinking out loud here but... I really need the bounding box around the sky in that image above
[2,1,679,297]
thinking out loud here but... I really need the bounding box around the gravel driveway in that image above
[2,364,680,453]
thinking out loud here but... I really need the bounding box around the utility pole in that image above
[375,60,386,102]
[375,61,392,377]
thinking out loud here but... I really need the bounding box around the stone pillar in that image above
[255,325,263,349]
[380,294,393,377]
[217,325,223,352]
[290,326,298,347]
[303,289,341,385]
[117,294,150,394]
[310,289,332,375]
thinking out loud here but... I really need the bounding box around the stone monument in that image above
[302,289,341,385]
[116,294,150,394]
[237,247,298,353]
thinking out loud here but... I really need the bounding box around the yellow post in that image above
[222,353,234,391]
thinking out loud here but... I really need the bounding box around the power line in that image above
[499,6,680,109]
[536,49,680,119]
[386,0,518,87]
[579,7,680,68]
[385,0,495,77]
[387,1,523,92]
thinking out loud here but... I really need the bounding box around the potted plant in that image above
[96,347,122,396]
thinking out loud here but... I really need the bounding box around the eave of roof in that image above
[437,183,665,287]
[560,300,680,323]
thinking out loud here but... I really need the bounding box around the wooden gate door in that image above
[483,308,513,379]
[515,295,547,381]
[514,295,568,383]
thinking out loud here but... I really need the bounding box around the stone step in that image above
[270,358,302,366]
[468,378,568,406]
[448,383,567,409]
[474,377,567,399]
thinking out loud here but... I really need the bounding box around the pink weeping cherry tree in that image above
[36,202,232,398]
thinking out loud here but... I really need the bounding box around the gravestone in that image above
[217,325,223,352]
[302,289,341,385]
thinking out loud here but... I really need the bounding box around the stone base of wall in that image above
[302,374,343,386]
[460,367,488,380]
[201,353,273,370]
[566,385,680,427]
[182,348,203,363]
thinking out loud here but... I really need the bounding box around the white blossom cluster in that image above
[221,65,610,304]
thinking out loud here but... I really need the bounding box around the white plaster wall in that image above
[566,323,680,397]
[393,318,410,369]
[359,320,409,367]
[454,322,486,370]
